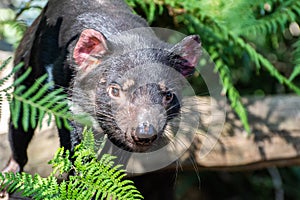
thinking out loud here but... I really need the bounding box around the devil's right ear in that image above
[170,35,201,77]
[73,29,109,71]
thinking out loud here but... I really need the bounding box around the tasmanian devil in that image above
[2,0,201,198]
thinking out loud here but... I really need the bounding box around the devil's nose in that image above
[136,122,157,138]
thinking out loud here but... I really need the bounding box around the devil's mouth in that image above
[130,130,158,145]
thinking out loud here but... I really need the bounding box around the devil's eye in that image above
[108,84,121,98]
[164,91,174,103]
[112,87,120,97]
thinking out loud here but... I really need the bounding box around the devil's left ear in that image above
[170,35,201,77]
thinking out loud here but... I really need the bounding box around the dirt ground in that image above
[0,124,60,177]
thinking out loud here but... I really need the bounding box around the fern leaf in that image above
[21,74,48,99]
[49,147,72,175]
[8,69,76,131]
[10,86,25,128]
[289,65,300,81]
[0,60,23,91]
[30,81,55,102]
[37,109,46,129]
[22,99,30,131]
[0,172,60,200]
[0,57,12,72]
[216,58,251,133]
[12,67,32,86]
[30,103,37,128]
[242,0,300,35]
[0,62,24,94]
[0,57,12,118]
[1,128,143,200]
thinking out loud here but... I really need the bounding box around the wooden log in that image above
[174,95,300,171]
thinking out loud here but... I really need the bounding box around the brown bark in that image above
[171,95,300,171]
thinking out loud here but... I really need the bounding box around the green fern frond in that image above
[289,64,300,82]
[0,61,92,132]
[0,59,24,92]
[1,129,143,200]
[70,129,143,200]
[0,172,60,200]
[81,126,96,151]
[0,57,12,73]
[215,57,251,133]
[0,57,12,116]
[49,147,73,175]
[9,72,72,131]
[0,59,23,119]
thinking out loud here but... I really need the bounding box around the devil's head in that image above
[71,28,201,152]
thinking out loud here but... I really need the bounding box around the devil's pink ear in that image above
[73,29,108,69]
[171,35,201,76]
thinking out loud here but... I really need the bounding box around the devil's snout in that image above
[136,122,157,137]
[132,123,157,144]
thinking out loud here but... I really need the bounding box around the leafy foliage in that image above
[126,0,300,133]
[0,58,71,131]
[11,72,72,131]
[0,128,143,200]
[0,58,93,132]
